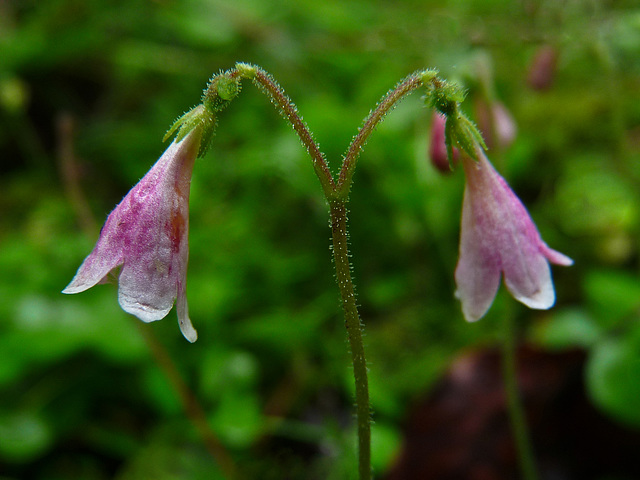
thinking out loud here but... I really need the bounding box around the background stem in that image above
[136,323,239,479]
[502,310,539,480]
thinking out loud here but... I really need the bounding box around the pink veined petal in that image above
[457,149,573,319]
[63,128,201,343]
[62,202,130,295]
[454,186,502,322]
[116,130,197,323]
[502,251,556,310]
[474,156,557,311]
[502,241,572,310]
[62,248,122,294]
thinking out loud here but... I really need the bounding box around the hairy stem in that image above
[250,67,336,198]
[242,65,433,479]
[330,200,370,480]
[337,72,425,199]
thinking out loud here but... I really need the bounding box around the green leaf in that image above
[531,308,602,349]
[586,335,640,427]
[0,410,52,462]
[584,269,640,329]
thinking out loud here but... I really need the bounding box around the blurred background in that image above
[1,0,639,478]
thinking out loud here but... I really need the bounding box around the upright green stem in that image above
[329,199,371,480]
[502,310,539,480]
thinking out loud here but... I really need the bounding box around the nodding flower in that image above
[63,126,203,342]
[455,147,572,321]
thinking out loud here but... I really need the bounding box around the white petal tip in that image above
[513,290,555,310]
[550,253,574,267]
[120,302,172,323]
[62,282,90,295]
[455,290,493,323]
[179,320,198,343]
[463,312,483,322]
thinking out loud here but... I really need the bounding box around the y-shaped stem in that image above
[240,64,430,480]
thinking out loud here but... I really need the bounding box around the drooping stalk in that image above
[337,72,425,198]
[249,66,335,198]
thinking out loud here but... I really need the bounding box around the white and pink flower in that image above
[63,127,203,342]
[455,148,573,321]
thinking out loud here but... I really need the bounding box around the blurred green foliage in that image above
[1,0,639,478]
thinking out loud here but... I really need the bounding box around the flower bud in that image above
[202,71,241,113]
[528,45,558,91]
[475,99,517,151]
[429,111,459,173]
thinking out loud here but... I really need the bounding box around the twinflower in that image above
[63,126,203,342]
[455,148,573,321]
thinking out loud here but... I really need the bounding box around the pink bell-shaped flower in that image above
[455,149,573,321]
[63,127,203,342]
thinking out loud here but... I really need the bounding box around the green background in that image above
[1,0,639,478]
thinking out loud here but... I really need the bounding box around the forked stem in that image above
[241,64,432,479]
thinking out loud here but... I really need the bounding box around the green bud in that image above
[425,78,466,117]
[444,112,487,161]
[424,72,486,164]
[217,75,241,101]
[202,71,241,113]
[444,115,456,169]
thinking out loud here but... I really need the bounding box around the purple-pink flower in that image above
[63,127,203,342]
[455,149,573,321]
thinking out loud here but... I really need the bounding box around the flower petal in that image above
[176,281,197,343]
[63,128,201,342]
[455,186,502,322]
[502,249,556,310]
[456,149,572,319]
[541,243,574,266]
[114,131,197,323]
[62,249,122,294]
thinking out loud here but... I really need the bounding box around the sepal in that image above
[164,104,217,157]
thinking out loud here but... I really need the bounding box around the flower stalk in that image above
[502,308,539,480]
[245,66,438,479]
[329,199,371,480]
